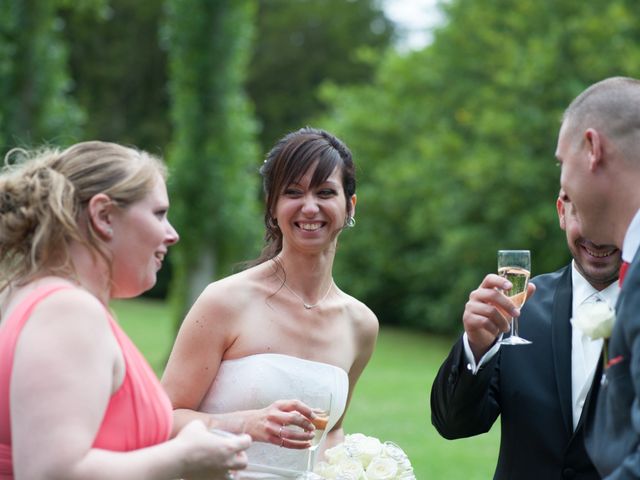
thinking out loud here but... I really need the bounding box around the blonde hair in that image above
[0,141,166,290]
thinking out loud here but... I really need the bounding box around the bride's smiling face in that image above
[275,163,355,252]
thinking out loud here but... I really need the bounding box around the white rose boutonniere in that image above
[573,301,615,340]
[572,300,616,379]
[314,434,416,480]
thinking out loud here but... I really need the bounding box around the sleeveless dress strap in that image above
[0,283,75,478]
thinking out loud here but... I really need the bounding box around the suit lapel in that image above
[551,266,574,436]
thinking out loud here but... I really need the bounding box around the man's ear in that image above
[87,193,114,240]
[556,196,566,231]
[585,128,604,171]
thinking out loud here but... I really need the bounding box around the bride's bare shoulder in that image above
[339,289,379,335]
[192,262,278,310]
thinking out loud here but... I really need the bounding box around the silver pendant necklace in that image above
[281,278,334,309]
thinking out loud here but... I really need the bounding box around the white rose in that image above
[315,461,338,479]
[345,433,368,443]
[573,301,616,339]
[365,457,398,480]
[381,442,406,462]
[335,474,360,480]
[396,457,413,475]
[335,458,365,479]
[346,435,382,468]
[325,443,351,465]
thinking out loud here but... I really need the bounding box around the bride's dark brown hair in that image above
[248,127,356,267]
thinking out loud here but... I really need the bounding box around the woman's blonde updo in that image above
[0,141,166,290]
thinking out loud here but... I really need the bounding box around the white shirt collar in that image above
[571,261,619,308]
[622,208,640,263]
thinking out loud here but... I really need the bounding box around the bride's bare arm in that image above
[162,282,315,447]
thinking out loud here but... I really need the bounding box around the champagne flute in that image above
[498,250,532,345]
[299,391,332,479]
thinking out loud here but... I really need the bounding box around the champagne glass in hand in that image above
[299,391,332,479]
[498,250,532,345]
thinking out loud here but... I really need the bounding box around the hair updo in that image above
[0,141,166,290]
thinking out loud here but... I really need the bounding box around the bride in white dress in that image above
[161,127,379,479]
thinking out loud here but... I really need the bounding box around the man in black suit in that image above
[431,191,620,479]
[557,76,640,478]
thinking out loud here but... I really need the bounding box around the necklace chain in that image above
[281,278,334,309]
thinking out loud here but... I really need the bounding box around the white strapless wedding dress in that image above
[199,353,349,479]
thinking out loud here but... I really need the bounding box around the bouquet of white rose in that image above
[314,433,416,480]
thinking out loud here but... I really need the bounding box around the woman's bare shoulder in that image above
[187,264,275,319]
[4,278,105,325]
[339,290,379,336]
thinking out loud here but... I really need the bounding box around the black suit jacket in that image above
[431,265,600,480]
[586,251,640,479]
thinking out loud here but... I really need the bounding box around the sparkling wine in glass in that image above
[498,250,532,346]
[299,391,332,479]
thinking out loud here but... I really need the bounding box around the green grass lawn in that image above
[112,298,500,479]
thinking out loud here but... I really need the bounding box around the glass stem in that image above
[306,448,316,472]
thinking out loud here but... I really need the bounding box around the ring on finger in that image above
[278,425,284,438]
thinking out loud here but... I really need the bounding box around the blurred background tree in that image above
[0,0,85,153]
[247,0,394,151]
[5,0,640,333]
[320,0,640,332]
[60,0,169,152]
[162,0,260,321]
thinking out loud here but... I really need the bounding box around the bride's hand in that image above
[240,400,316,449]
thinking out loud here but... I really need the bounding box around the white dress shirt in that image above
[570,262,619,430]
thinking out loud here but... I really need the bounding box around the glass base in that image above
[500,335,532,345]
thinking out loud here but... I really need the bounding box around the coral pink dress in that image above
[0,284,172,479]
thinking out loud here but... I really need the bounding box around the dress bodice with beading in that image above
[199,353,349,479]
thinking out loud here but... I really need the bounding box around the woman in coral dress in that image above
[0,141,250,479]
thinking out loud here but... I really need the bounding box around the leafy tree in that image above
[0,0,84,153]
[60,0,169,153]
[320,0,640,332]
[163,0,261,322]
[248,0,394,150]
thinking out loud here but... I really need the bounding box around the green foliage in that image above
[322,0,640,333]
[0,0,84,153]
[247,0,394,150]
[163,0,261,320]
[60,0,170,152]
